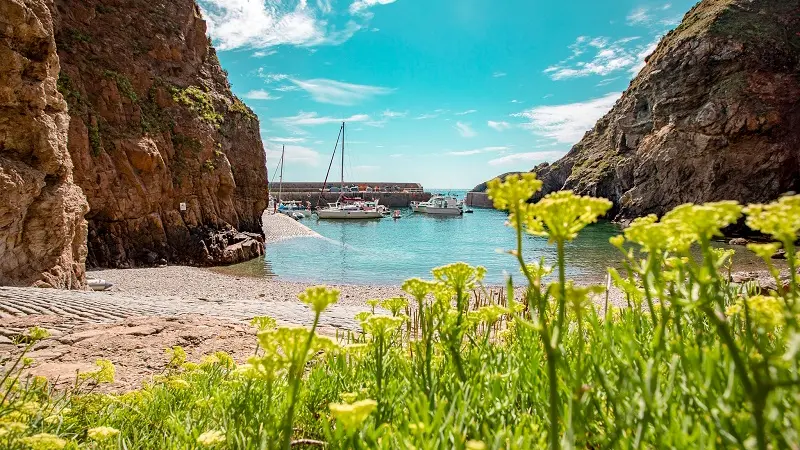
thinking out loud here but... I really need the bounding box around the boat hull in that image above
[316,209,385,219]
[425,208,463,216]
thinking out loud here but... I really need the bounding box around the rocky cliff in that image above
[52,0,268,268]
[482,0,800,221]
[0,0,89,288]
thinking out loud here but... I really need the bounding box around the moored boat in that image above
[424,195,463,216]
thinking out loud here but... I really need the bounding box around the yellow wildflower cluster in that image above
[78,359,115,384]
[527,191,613,243]
[298,285,340,314]
[18,433,67,450]
[87,426,120,441]
[328,399,378,431]
[744,195,800,243]
[196,429,226,447]
[726,295,786,328]
[432,262,487,291]
[380,297,409,316]
[486,173,543,211]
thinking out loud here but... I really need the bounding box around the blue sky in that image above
[199,0,694,189]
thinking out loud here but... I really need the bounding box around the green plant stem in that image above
[280,312,320,450]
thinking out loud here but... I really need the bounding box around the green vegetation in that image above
[230,97,257,121]
[88,120,102,157]
[56,74,84,109]
[203,159,216,172]
[67,28,92,44]
[171,134,202,154]
[102,70,138,102]
[3,177,800,449]
[171,86,223,127]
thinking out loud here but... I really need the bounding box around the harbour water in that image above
[221,190,773,285]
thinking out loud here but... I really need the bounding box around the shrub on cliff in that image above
[2,181,800,449]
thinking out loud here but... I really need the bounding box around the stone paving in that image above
[0,286,365,337]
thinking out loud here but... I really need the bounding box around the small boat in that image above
[392,210,402,219]
[315,122,387,220]
[424,195,463,216]
[87,278,113,291]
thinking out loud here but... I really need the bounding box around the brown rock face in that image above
[0,0,89,288]
[488,0,800,221]
[52,0,268,268]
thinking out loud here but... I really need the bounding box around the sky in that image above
[199,0,695,189]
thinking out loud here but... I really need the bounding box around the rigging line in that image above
[317,123,343,207]
[269,151,283,184]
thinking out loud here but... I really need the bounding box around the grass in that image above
[102,71,138,102]
[172,86,224,127]
[2,177,800,449]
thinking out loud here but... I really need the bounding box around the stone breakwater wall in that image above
[279,192,432,208]
[465,192,494,209]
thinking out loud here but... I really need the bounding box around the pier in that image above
[271,182,432,208]
[465,191,494,208]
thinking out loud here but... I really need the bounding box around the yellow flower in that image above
[662,201,743,242]
[408,422,425,433]
[727,295,785,328]
[470,304,509,325]
[432,262,487,291]
[87,426,120,441]
[197,430,226,447]
[608,234,625,249]
[299,286,340,314]
[19,433,66,450]
[250,315,277,331]
[362,315,405,337]
[380,297,409,316]
[528,191,612,243]
[329,399,378,431]
[78,359,115,384]
[26,326,51,342]
[486,173,543,211]
[354,311,373,323]
[466,440,487,450]
[340,392,359,403]
[744,195,800,243]
[168,379,191,389]
[0,421,28,437]
[401,278,434,301]
[165,346,187,369]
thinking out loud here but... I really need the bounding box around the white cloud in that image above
[488,151,565,166]
[511,99,522,103]
[512,92,621,144]
[265,142,321,166]
[258,70,290,83]
[350,0,397,15]
[455,109,477,116]
[487,121,511,132]
[199,0,385,50]
[243,89,280,100]
[454,122,477,138]
[596,77,620,87]
[273,112,371,133]
[253,49,277,57]
[447,146,509,156]
[626,7,651,25]
[269,137,306,143]
[492,72,507,78]
[544,36,643,80]
[290,78,393,105]
[389,153,403,158]
[382,110,407,118]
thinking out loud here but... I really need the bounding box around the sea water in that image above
[220,194,772,285]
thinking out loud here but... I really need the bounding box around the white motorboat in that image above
[410,200,431,213]
[424,195,463,216]
[315,123,387,220]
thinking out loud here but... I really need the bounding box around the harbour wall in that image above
[277,192,432,208]
[465,192,494,208]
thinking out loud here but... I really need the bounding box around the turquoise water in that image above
[231,206,623,285]
[219,190,772,285]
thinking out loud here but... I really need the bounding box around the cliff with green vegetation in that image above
[52,0,268,268]
[478,0,800,222]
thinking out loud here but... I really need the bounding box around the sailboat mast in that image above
[279,145,284,202]
[341,122,345,192]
